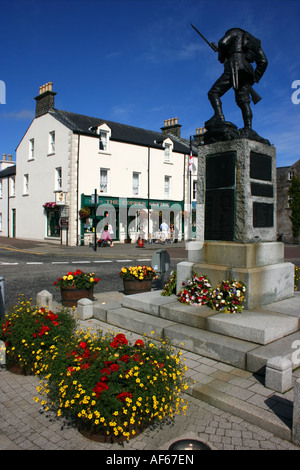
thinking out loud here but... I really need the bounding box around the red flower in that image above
[110,363,119,372]
[100,367,111,376]
[117,391,133,402]
[134,339,145,348]
[110,334,128,348]
[79,341,87,349]
[120,354,130,363]
[93,381,109,398]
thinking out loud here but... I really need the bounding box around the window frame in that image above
[55,167,62,191]
[164,175,171,198]
[100,168,109,194]
[132,171,141,196]
[49,131,55,155]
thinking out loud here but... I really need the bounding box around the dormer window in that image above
[97,124,111,153]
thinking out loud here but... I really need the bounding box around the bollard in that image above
[36,290,53,309]
[0,276,5,318]
[77,298,93,320]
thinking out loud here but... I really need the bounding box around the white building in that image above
[0,83,199,246]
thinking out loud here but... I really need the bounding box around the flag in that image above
[189,137,193,172]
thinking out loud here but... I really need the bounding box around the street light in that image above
[168,439,211,450]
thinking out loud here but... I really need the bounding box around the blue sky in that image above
[0,0,300,167]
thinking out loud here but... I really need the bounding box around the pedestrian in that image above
[99,224,114,247]
[160,220,169,244]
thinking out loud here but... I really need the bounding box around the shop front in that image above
[80,194,184,244]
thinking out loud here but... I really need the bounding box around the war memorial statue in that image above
[191,25,269,145]
[177,25,295,309]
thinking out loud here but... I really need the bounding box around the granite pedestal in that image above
[178,138,294,309]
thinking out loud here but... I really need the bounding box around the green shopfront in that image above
[80,194,185,244]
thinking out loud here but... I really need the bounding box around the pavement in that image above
[1,237,300,451]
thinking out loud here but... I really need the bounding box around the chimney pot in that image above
[2,153,6,160]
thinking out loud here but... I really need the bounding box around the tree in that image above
[288,175,300,239]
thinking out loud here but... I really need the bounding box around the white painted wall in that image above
[14,114,70,241]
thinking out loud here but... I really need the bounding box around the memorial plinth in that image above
[178,138,294,310]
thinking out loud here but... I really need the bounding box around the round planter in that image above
[76,419,145,443]
[123,279,152,295]
[60,286,94,307]
[6,356,33,376]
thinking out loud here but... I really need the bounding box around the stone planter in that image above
[123,279,152,295]
[60,286,94,307]
[6,355,33,376]
[76,419,145,443]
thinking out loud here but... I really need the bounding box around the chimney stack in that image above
[0,153,15,171]
[34,82,56,118]
[161,117,182,138]
[193,126,206,145]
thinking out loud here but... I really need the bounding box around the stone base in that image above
[178,240,294,309]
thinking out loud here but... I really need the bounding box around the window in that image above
[164,176,171,198]
[0,213,2,231]
[29,139,34,160]
[97,124,111,152]
[164,143,172,162]
[100,168,109,193]
[132,172,140,196]
[0,180,2,198]
[49,131,55,154]
[288,171,294,181]
[23,174,29,195]
[55,167,62,190]
[192,179,197,200]
[99,130,108,151]
[10,176,15,196]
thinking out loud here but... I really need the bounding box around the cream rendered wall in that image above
[0,177,10,236]
[78,134,186,202]
[15,114,71,241]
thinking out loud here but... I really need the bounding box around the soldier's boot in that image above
[207,94,225,125]
[240,102,253,129]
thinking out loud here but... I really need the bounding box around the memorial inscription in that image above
[205,152,236,241]
[253,202,274,228]
[250,152,272,181]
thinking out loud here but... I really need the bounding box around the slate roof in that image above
[49,109,196,155]
[0,165,16,178]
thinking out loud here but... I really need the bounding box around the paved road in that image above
[0,238,185,313]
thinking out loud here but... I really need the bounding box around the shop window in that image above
[47,209,60,238]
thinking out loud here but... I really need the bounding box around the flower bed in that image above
[35,329,188,442]
[0,297,76,375]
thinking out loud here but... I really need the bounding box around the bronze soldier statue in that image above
[206,27,268,129]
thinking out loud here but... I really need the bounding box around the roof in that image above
[0,165,16,178]
[49,109,196,155]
